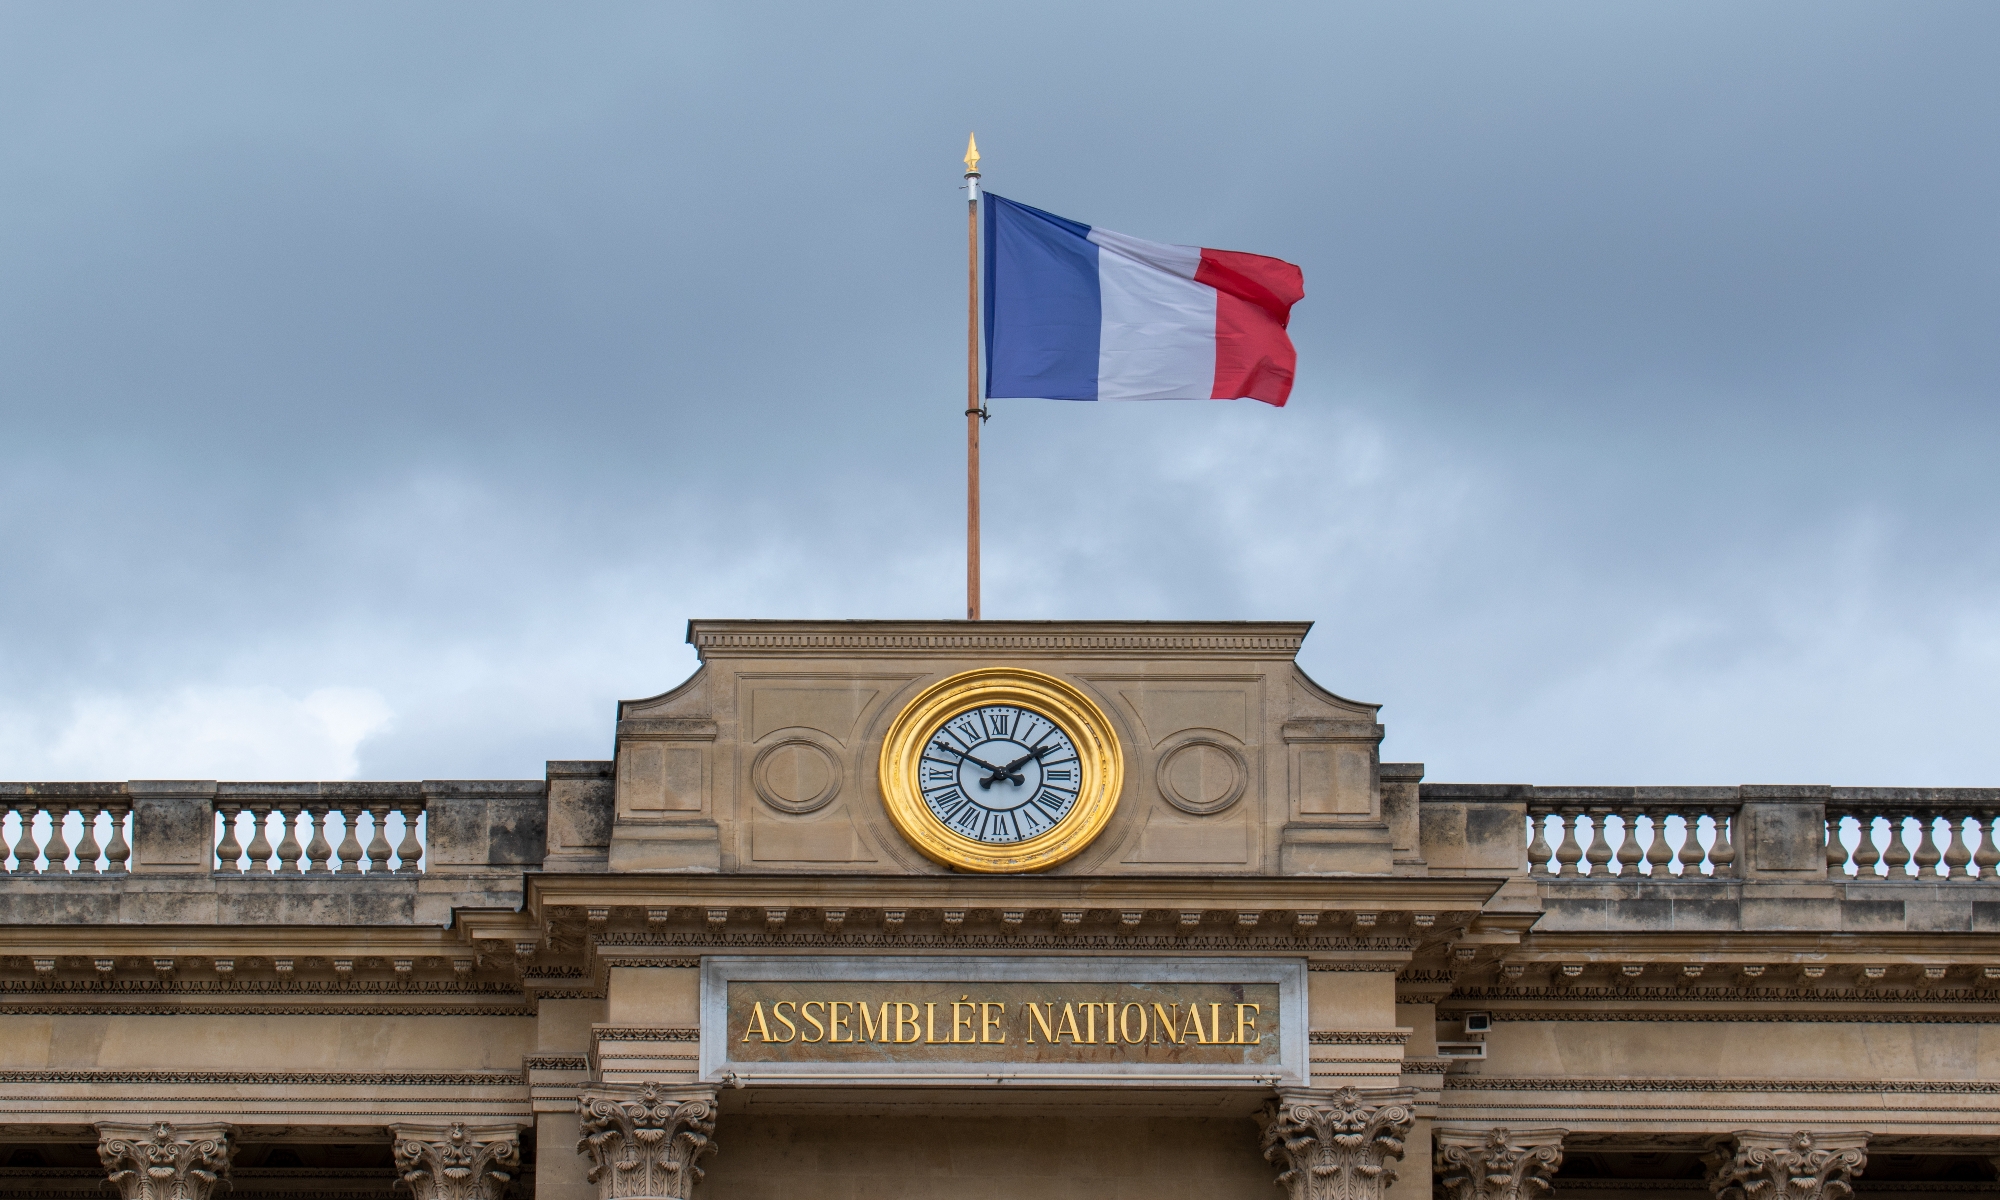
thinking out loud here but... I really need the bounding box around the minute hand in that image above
[985,742,1062,785]
[931,744,1010,775]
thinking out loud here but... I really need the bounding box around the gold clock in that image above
[878,667,1123,873]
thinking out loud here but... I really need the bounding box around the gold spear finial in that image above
[964,132,980,176]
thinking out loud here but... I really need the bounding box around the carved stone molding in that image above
[1435,1126,1568,1200]
[1257,1085,1416,1200]
[389,1122,523,1200]
[1703,1130,1870,1200]
[576,1082,719,1200]
[96,1122,235,1200]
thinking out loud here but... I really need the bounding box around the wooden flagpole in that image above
[964,134,983,620]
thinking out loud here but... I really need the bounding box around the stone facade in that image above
[0,620,1993,1197]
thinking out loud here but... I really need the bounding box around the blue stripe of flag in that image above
[983,193,1100,401]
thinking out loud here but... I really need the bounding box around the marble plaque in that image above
[699,955,1307,1086]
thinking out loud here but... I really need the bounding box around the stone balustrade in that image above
[213,789,425,874]
[0,788,132,874]
[1527,793,1740,878]
[1826,794,2000,881]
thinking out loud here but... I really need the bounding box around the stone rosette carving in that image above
[1435,1126,1567,1200]
[390,1121,523,1200]
[577,1082,719,1200]
[1258,1085,1416,1200]
[1704,1130,1870,1200]
[96,1122,235,1200]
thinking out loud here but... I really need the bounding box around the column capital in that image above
[1435,1126,1568,1200]
[1259,1085,1417,1200]
[96,1122,235,1200]
[389,1121,525,1200]
[1704,1130,1870,1200]
[576,1082,719,1200]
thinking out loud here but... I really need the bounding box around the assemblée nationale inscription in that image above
[727,979,1281,1065]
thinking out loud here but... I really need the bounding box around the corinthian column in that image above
[96,1122,235,1200]
[1435,1127,1568,1200]
[390,1122,524,1200]
[576,1083,719,1200]
[1258,1086,1417,1200]
[1704,1131,1870,1200]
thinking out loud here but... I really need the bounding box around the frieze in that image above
[1454,985,2000,1004]
[1436,1009,1996,1024]
[0,1002,538,1017]
[1311,1031,1414,1044]
[1444,1077,2000,1093]
[595,1028,702,1042]
[523,1057,591,1071]
[593,930,1414,953]
[0,1070,523,1085]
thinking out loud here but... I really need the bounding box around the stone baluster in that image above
[1526,805,1554,876]
[1583,807,1614,876]
[1258,1086,1416,1200]
[304,803,333,873]
[1552,807,1584,877]
[577,1083,719,1200]
[390,1121,524,1200]
[1941,810,1972,881]
[365,803,394,873]
[1851,811,1882,879]
[1973,809,2000,881]
[274,803,304,874]
[395,802,424,872]
[1709,807,1737,876]
[1703,1130,1867,1200]
[1825,808,1852,877]
[43,803,71,874]
[70,803,102,874]
[1643,810,1674,877]
[103,802,131,874]
[1614,806,1644,876]
[2,803,21,872]
[244,804,275,873]
[1678,808,1709,876]
[1880,812,1913,879]
[97,1121,236,1200]
[334,803,365,874]
[214,802,244,873]
[1913,812,1944,879]
[1435,1126,1568,1200]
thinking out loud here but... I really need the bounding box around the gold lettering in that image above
[741,1001,773,1043]
[1082,1001,1099,1044]
[1210,1003,1232,1044]
[951,995,976,1044]
[1025,1002,1056,1044]
[1151,1003,1180,1044]
[1182,1002,1208,1044]
[772,1000,798,1042]
[1054,1003,1082,1043]
[981,1001,1006,1044]
[858,1002,888,1042]
[894,1001,922,1043]
[800,1000,826,1043]
[829,1000,853,1043]
[925,1001,948,1044]
[1235,1003,1261,1046]
[1119,1002,1145,1044]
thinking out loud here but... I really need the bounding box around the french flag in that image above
[983,194,1304,406]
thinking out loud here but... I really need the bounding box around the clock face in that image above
[917,705,1081,845]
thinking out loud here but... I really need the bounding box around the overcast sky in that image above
[2,3,1996,787]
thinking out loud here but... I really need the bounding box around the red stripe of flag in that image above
[1195,248,1306,406]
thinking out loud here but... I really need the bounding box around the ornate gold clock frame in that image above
[877,667,1124,873]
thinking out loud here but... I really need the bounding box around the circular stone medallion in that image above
[752,738,842,814]
[1155,737,1248,815]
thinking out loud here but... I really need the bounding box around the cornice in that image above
[684,619,1313,660]
[0,1069,521,1086]
[1439,1006,1992,1024]
[0,1002,536,1016]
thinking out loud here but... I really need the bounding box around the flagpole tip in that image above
[963,133,980,177]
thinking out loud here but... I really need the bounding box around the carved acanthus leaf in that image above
[576,1082,719,1200]
[1704,1130,1870,1200]
[1435,1126,1567,1200]
[390,1121,523,1200]
[97,1122,235,1200]
[1257,1086,1416,1200]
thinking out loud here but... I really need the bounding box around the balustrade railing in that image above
[1,800,133,874]
[1827,801,2000,881]
[1528,800,1738,877]
[213,798,425,874]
